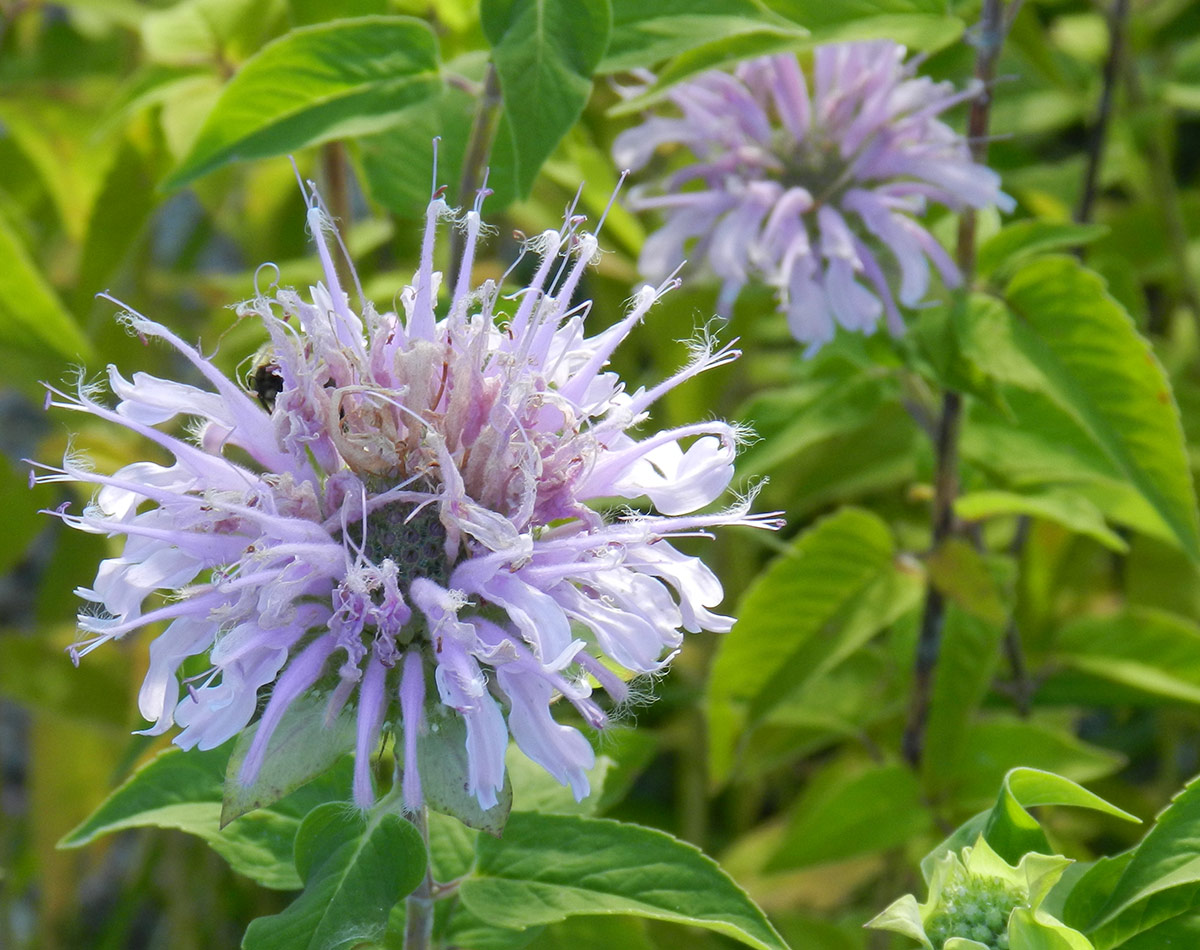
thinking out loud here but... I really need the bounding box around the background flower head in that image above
[34,177,779,813]
[615,41,1016,350]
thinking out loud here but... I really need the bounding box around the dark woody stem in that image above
[1077,0,1130,224]
[902,0,1009,767]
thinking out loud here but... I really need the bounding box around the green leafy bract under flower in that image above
[866,836,1094,950]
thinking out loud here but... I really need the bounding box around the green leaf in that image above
[61,744,353,890]
[480,0,611,197]
[923,769,1138,880]
[459,813,789,950]
[947,718,1125,809]
[419,711,513,836]
[977,220,1110,281]
[955,489,1129,553]
[920,605,1006,792]
[607,0,960,113]
[222,691,357,826]
[765,0,962,48]
[1007,907,1096,950]
[140,0,287,67]
[164,17,441,189]
[0,212,92,360]
[1053,609,1200,706]
[600,0,801,72]
[924,538,1010,626]
[507,727,656,817]
[707,508,898,781]
[766,761,932,872]
[1112,911,1200,949]
[1004,256,1200,560]
[1086,774,1200,933]
[738,374,896,475]
[961,389,1176,549]
[356,54,485,219]
[242,802,426,950]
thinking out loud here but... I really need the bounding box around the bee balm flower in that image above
[34,177,779,814]
[616,42,1015,350]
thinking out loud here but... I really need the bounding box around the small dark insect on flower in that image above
[246,346,284,412]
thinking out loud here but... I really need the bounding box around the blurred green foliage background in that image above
[5,0,1200,948]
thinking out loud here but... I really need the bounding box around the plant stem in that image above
[902,0,1009,768]
[1123,55,1200,326]
[1077,0,1130,224]
[320,141,355,293]
[448,63,503,291]
[404,806,435,950]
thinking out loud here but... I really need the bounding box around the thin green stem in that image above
[403,806,435,950]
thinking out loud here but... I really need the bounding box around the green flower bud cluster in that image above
[924,872,1022,949]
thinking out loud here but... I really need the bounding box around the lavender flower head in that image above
[35,174,779,812]
[615,41,1016,350]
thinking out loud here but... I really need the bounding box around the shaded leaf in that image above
[707,508,897,782]
[1053,609,1200,706]
[977,219,1110,280]
[242,802,425,950]
[223,691,356,827]
[419,711,513,836]
[481,0,611,196]
[766,761,932,872]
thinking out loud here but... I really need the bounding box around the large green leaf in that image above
[977,220,1110,281]
[600,0,801,72]
[955,489,1129,553]
[766,761,932,872]
[459,813,789,950]
[481,0,611,197]
[1053,610,1200,706]
[919,604,1006,793]
[607,0,959,114]
[1085,775,1200,933]
[707,508,898,781]
[61,744,353,890]
[0,212,91,360]
[164,17,441,189]
[1004,256,1200,559]
[242,802,426,950]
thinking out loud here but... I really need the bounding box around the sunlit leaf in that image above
[164,17,441,189]
[1005,256,1200,560]
[61,744,354,890]
[460,813,789,950]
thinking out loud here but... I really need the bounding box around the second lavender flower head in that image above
[616,41,1015,350]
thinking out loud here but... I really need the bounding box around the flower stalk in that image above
[903,0,1010,767]
[404,806,435,950]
